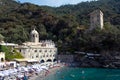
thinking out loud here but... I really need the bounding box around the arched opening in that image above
[40,60,45,63]
[1,58,4,62]
[53,59,57,62]
[46,59,52,62]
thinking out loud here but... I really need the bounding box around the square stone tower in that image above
[90,10,104,30]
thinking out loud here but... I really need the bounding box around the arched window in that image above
[39,50,42,52]
[36,54,39,58]
[46,55,48,57]
[53,54,55,57]
[34,50,37,52]
[45,50,47,52]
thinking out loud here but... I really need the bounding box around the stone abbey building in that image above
[17,29,57,65]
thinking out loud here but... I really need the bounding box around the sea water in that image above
[44,67,120,80]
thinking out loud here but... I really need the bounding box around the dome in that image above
[31,28,38,35]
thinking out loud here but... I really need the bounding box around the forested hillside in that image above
[0,0,19,13]
[0,0,120,54]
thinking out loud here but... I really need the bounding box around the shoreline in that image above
[30,64,64,80]
[29,63,120,80]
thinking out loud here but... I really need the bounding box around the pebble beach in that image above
[34,64,64,80]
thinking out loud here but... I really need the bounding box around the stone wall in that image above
[57,55,74,63]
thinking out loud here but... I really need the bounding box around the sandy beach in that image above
[29,70,46,80]
[33,65,64,80]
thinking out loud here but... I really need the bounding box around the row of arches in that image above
[40,59,57,63]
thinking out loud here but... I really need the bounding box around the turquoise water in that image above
[45,67,120,80]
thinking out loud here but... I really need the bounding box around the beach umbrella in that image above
[37,68,42,72]
[27,66,31,69]
[17,74,24,78]
[29,68,34,72]
[18,67,24,72]
[22,67,28,72]
[18,67,22,71]
[0,72,4,77]
[12,69,18,75]
[2,70,9,76]
[9,69,15,74]
[13,68,18,72]
[41,66,48,70]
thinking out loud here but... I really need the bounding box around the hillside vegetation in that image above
[0,0,120,54]
[0,45,24,61]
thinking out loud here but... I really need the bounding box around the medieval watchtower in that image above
[90,10,104,30]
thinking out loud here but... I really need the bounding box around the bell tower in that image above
[30,28,39,43]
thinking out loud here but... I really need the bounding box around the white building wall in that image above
[19,47,57,63]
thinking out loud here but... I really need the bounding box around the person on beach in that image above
[45,71,49,76]
[82,70,85,74]
[23,73,28,80]
[61,75,64,79]
[0,76,4,80]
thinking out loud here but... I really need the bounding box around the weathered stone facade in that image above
[90,10,104,30]
[17,29,57,65]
